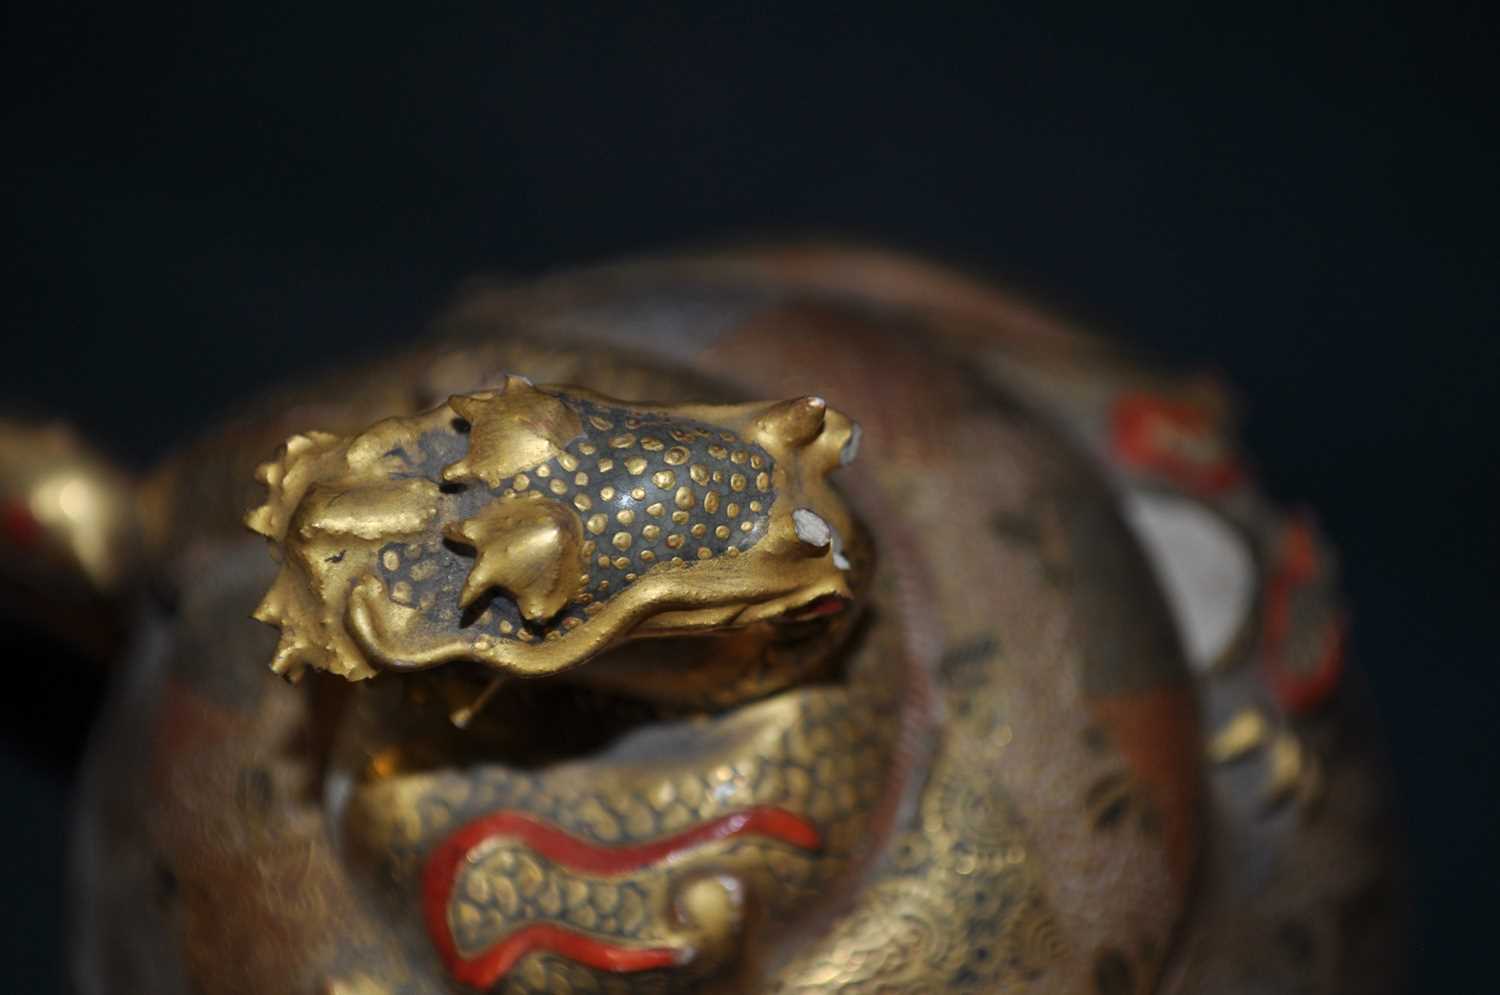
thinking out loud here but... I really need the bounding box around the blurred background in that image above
[2,4,1495,992]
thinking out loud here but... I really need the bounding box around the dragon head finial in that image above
[247,376,860,684]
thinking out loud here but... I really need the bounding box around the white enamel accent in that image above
[1122,490,1255,672]
[792,507,832,548]
[840,422,862,466]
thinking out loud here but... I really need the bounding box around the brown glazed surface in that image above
[70,247,1397,994]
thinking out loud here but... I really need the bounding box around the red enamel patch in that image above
[1261,518,1347,714]
[1111,392,1243,495]
[1,500,42,548]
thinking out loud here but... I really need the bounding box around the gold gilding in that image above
[246,379,860,684]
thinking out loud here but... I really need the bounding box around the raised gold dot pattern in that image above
[384,394,779,645]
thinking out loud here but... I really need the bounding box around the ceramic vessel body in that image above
[66,249,1401,994]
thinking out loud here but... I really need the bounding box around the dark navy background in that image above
[3,5,1495,992]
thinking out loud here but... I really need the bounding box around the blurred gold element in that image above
[0,418,137,595]
[1208,706,1324,809]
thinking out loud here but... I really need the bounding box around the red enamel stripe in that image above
[438,922,680,990]
[423,806,820,988]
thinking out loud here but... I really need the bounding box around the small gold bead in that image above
[574,493,593,511]
[756,472,771,492]
[548,478,567,495]
[696,547,713,560]
[703,491,720,514]
[750,454,765,469]
[715,525,730,539]
[616,509,635,525]
[597,458,615,473]
[624,456,647,475]
[578,442,597,456]
[574,471,589,486]
[587,514,607,535]
[558,453,579,472]
[642,524,661,540]
[690,523,707,538]
[645,502,665,517]
[599,485,616,501]
[652,470,675,489]
[610,433,636,449]
[630,487,646,500]
[665,534,684,549]
[726,502,740,518]
[740,520,754,532]
[640,436,664,452]
[513,473,531,491]
[664,446,690,466]
[613,556,631,570]
[534,464,551,478]
[640,550,656,563]
[708,444,728,460]
[589,415,612,431]
[730,473,747,492]
[671,510,690,525]
[730,450,747,464]
[612,532,632,551]
[674,485,696,510]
